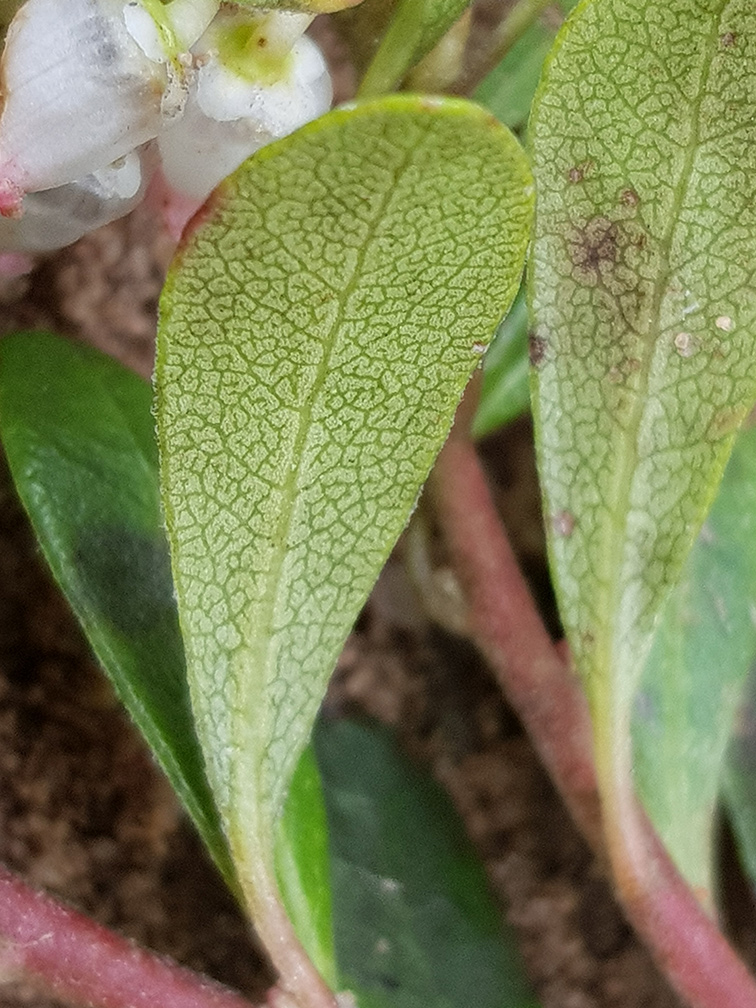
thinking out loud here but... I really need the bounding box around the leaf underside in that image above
[0,334,540,1004]
[530,0,756,758]
[157,94,532,913]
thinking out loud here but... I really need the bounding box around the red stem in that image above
[605,784,756,1008]
[431,428,756,1008]
[0,863,265,1008]
[430,430,602,853]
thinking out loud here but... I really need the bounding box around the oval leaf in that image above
[632,422,756,910]
[156,93,532,949]
[529,0,756,763]
[0,331,235,887]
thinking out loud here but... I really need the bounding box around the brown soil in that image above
[0,6,695,1005]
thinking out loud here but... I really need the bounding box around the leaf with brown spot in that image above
[529,0,756,810]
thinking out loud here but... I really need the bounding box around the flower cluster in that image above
[0,0,332,257]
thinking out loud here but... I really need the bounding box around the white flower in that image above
[0,0,332,254]
[0,145,154,252]
[158,11,332,201]
[0,0,169,212]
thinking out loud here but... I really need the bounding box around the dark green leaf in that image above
[0,331,235,887]
[474,0,576,134]
[315,718,541,1008]
[723,665,756,890]
[473,284,530,439]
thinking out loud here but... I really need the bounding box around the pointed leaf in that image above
[156,93,532,937]
[315,717,541,1008]
[357,0,471,97]
[0,331,235,887]
[632,422,756,909]
[529,0,756,768]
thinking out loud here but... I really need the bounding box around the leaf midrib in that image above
[594,0,727,702]
[232,128,421,821]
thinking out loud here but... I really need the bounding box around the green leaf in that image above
[357,0,471,97]
[632,422,756,910]
[529,0,756,787]
[156,93,532,960]
[474,0,576,134]
[332,0,399,79]
[0,331,235,888]
[315,717,541,1008]
[472,284,530,439]
[276,745,338,989]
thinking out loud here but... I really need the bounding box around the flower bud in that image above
[0,0,172,212]
[158,10,331,201]
[0,144,154,252]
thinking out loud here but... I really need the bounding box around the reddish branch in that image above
[430,429,602,853]
[606,791,756,1008]
[431,426,756,1008]
[0,863,264,1008]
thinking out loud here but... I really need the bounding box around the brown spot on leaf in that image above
[567,160,594,184]
[620,188,639,207]
[720,31,737,47]
[528,333,548,366]
[568,216,618,284]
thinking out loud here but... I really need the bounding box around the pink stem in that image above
[431,427,756,1008]
[0,863,265,1008]
[430,431,602,853]
[605,784,756,1008]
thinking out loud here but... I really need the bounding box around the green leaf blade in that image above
[315,718,541,1008]
[632,423,756,908]
[723,668,756,891]
[473,284,530,438]
[0,332,234,887]
[157,93,532,939]
[529,0,756,761]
